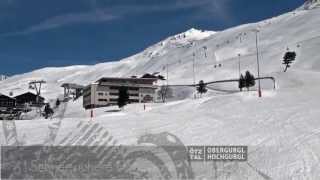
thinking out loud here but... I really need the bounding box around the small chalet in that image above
[14,92,45,106]
[0,93,16,109]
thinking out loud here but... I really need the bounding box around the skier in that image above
[44,103,54,119]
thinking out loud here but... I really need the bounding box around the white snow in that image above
[299,0,320,10]
[1,4,320,179]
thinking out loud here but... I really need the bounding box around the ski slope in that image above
[1,2,320,179]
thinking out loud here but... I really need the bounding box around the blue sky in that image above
[0,0,304,75]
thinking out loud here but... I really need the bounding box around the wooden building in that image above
[14,92,44,106]
[0,93,16,110]
[83,77,158,109]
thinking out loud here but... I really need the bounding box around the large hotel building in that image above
[83,77,158,109]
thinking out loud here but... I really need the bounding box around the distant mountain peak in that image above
[171,28,216,42]
[142,28,216,59]
[184,28,203,34]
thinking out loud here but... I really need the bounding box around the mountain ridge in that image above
[0,5,319,100]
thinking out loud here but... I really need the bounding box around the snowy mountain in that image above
[301,0,320,9]
[1,3,320,180]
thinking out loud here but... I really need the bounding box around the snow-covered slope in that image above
[1,5,320,180]
[1,7,320,99]
[300,0,320,9]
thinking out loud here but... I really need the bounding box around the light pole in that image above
[238,53,241,77]
[253,29,262,97]
[192,52,196,99]
[238,32,243,78]
[192,52,196,86]
[166,63,169,86]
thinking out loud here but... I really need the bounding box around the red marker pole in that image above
[258,89,262,98]
[90,109,93,119]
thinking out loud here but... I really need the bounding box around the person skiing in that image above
[55,98,61,108]
[44,103,54,119]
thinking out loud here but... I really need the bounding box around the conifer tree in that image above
[283,51,296,72]
[238,74,245,91]
[245,71,256,91]
[118,86,129,109]
[197,80,207,96]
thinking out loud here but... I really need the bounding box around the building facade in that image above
[83,77,158,109]
[0,93,16,110]
[14,92,45,106]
